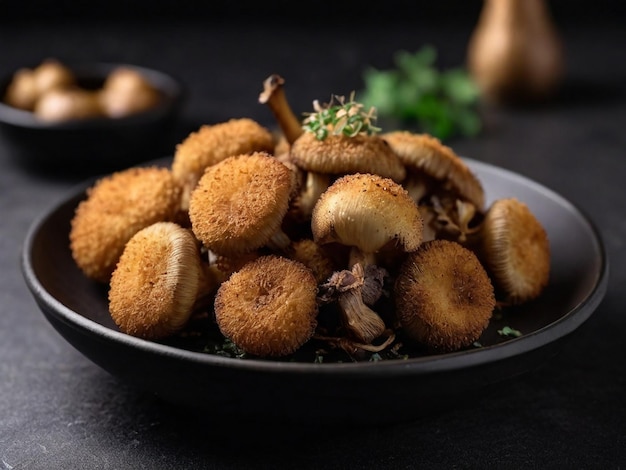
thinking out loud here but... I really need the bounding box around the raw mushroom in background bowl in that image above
[0,59,185,174]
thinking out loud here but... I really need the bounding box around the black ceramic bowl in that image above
[21,158,609,425]
[0,63,184,174]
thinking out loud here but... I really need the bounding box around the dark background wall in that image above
[0,1,620,25]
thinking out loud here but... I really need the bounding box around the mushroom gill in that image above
[479,197,550,304]
[382,130,485,210]
[108,221,217,340]
[311,172,423,267]
[394,239,496,352]
[214,255,319,357]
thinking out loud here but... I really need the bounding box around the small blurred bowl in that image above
[0,62,185,175]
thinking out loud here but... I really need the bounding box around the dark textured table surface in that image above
[1,7,625,469]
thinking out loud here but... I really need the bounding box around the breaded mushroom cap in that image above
[69,166,181,283]
[480,197,550,304]
[290,132,406,183]
[395,239,495,352]
[171,118,275,208]
[383,131,485,209]
[214,255,319,357]
[109,222,214,340]
[188,152,294,257]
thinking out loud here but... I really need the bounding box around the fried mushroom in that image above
[291,132,406,183]
[395,239,496,352]
[479,197,550,304]
[69,166,182,283]
[383,131,485,209]
[108,222,217,340]
[311,173,423,268]
[214,255,319,357]
[171,118,275,211]
[188,152,295,257]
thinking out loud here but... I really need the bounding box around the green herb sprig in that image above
[302,92,381,140]
[360,45,481,140]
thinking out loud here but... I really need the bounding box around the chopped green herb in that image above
[497,326,522,338]
[360,45,482,140]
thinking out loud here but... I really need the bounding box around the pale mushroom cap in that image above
[188,152,294,257]
[4,68,38,110]
[311,173,423,255]
[108,222,202,340]
[34,88,103,122]
[171,118,275,189]
[103,67,154,94]
[395,239,496,351]
[33,59,75,96]
[290,132,406,183]
[481,197,550,304]
[383,131,485,209]
[70,166,182,283]
[214,255,319,357]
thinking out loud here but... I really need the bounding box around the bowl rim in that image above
[0,62,185,129]
[20,157,611,378]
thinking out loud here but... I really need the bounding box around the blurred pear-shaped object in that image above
[467,0,564,105]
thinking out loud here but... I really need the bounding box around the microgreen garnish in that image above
[302,91,381,140]
[497,326,522,338]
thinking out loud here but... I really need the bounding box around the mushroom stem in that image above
[267,228,292,253]
[348,246,376,270]
[292,171,330,222]
[259,74,303,145]
[192,261,221,311]
[320,263,386,344]
[314,329,396,354]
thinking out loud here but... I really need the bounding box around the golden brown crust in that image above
[290,132,406,182]
[288,238,335,283]
[108,222,201,339]
[69,166,181,283]
[188,152,294,257]
[395,239,495,351]
[171,118,275,204]
[480,198,550,304]
[383,131,485,209]
[214,255,318,357]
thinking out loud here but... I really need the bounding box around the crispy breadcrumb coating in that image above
[290,132,406,183]
[188,152,294,257]
[108,222,205,340]
[171,118,275,209]
[214,255,318,357]
[395,239,495,352]
[69,166,181,283]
